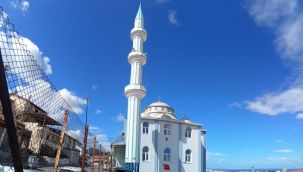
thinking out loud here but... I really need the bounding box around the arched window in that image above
[143,122,149,134]
[164,148,171,162]
[142,146,149,161]
[185,149,192,163]
[164,124,171,135]
[185,127,191,138]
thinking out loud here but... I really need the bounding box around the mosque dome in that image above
[179,117,192,123]
[149,101,170,107]
[142,100,176,120]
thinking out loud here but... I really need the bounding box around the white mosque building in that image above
[111,4,207,172]
[139,101,206,172]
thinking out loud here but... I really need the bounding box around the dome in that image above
[149,101,170,107]
[142,100,176,120]
[179,117,192,123]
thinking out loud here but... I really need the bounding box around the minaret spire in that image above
[136,2,143,19]
[134,3,144,28]
[124,3,147,172]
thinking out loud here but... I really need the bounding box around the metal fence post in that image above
[0,49,24,171]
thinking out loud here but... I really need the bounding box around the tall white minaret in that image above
[124,4,147,171]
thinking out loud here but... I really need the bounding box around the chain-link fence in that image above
[0,5,112,172]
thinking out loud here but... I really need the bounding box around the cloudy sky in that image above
[1,0,303,169]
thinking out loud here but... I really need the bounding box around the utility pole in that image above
[81,97,89,172]
[53,110,69,172]
[0,49,23,172]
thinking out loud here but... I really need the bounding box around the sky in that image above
[1,0,303,169]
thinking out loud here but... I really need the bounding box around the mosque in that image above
[111,4,207,172]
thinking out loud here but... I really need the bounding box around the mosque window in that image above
[164,148,171,162]
[164,124,171,135]
[143,122,149,134]
[185,127,192,138]
[185,149,192,163]
[142,146,149,161]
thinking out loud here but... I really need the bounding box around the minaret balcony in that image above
[131,28,147,41]
[124,84,146,99]
[128,51,147,65]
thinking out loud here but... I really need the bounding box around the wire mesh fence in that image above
[0,5,112,172]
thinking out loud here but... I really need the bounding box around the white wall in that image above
[140,119,156,172]
[157,120,179,172]
[139,118,205,172]
[180,124,200,172]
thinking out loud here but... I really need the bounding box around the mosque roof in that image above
[142,100,176,120]
[179,116,192,123]
[148,101,170,107]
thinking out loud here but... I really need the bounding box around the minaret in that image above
[124,4,147,171]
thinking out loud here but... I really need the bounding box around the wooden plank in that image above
[98,144,102,172]
[81,125,88,172]
[53,110,69,172]
[92,136,96,172]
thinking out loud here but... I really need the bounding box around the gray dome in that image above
[149,101,170,107]
[142,101,176,120]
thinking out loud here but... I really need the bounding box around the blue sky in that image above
[1,0,303,169]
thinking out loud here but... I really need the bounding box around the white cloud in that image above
[92,84,98,90]
[168,10,179,26]
[21,36,53,75]
[275,139,285,143]
[95,133,111,150]
[10,0,30,14]
[0,32,53,77]
[244,0,303,118]
[89,125,102,132]
[21,1,29,12]
[10,1,18,9]
[115,113,125,122]
[229,102,242,108]
[246,88,303,115]
[87,126,111,150]
[21,36,40,58]
[42,57,52,75]
[0,29,83,121]
[207,151,227,157]
[207,152,226,164]
[273,149,294,153]
[59,88,86,114]
[246,0,298,27]
[267,156,288,161]
[296,113,303,119]
[155,0,170,3]
[218,158,224,162]
[95,134,107,142]
[96,108,102,114]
